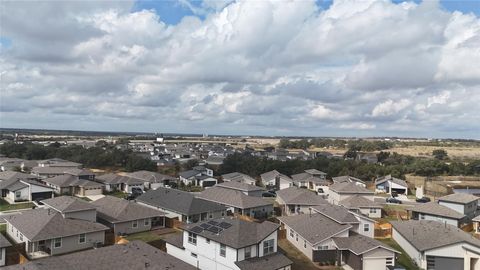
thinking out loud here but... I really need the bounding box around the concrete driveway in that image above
[85,195,105,201]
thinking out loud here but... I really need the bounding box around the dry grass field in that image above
[386,145,480,159]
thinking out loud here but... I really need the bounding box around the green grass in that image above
[125,231,164,242]
[378,238,420,270]
[104,191,126,199]
[0,224,6,234]
[0,199,34,211]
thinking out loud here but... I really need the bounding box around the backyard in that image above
[0,199,34,212]
[378,238,420,270]
[278,239,342,270]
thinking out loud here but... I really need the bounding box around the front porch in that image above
[26,239,52,259]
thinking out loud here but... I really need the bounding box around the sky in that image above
[0,0,479,139]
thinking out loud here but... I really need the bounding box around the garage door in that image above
[84,188,103,196]
[427,256,463,270]
[363,258,386,270]
[32,191,53,201]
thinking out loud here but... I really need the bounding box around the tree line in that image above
[278,138,393,151]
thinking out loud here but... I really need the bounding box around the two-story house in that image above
[438,193,479,220]
[276,187,328,216]
[165,218,292,270]
[179,166,217,187]
[328,182,374,205]
[260,170,294,190]
[291,169,329,194]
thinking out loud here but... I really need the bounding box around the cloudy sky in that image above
[1,0,479,138]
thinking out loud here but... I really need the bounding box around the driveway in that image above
[85,195,105,201]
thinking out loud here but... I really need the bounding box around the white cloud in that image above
[371,99,412,117]
[427,91,451,107]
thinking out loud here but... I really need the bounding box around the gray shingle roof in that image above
[375,175,407,188]
[438,193,479,204]
[128,171,176,183]
[339,195,382,209]
[42,175,103,188]
[5,208,108,241]
[178,170,200,179]
[332,175,366,185]
[0,171,37,181]
[333,232,399,255]
[311,204,360,224]
[216,181,265,192]
[276,187,328,206]
[222,172,256,183]
[95,173,144,185]
[0,233,12,249]
[260,170,293,184]
[92,196,164,223]
[391,220,480,251]
[278,213,351,245]
[410,202,466,219]
[3,240,196,270]
[42,196,96,213]
[182,217,279,249]
[329,182,373,194]
[137,187,226,215]
[5,181,28,191]
[163,233,184,249]
[197,187,272,209]
[304,169,327,175]
[291,172,329,185]
[235,252,293,270]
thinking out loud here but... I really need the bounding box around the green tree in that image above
[432,149,448,160]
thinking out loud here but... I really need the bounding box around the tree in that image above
[432,149,448,160]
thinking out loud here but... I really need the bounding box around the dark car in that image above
[267,190,277,195]
[416,197,431,203]
[262,192,276,198]
[386,197,402,204]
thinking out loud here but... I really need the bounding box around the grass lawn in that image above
[104,191,126,199]
[125,231,166,242]
[278,239,342,270]
[0,224,6,234]
[0,199,34,212]
[378,238,420,270]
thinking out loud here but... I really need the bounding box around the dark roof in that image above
[276,187,328,206]
[216,181,265,192]
[0,233,12,249]
[92,196,164,223]
[311,204,360,224]
[278,213,351,245]
[329,182,373,194]
[332,175,366,185]
[95,173,144,185]
[391,220,480,251]
[43,175,103,188]
[42,196,96,213]
[438,193,479,204]
[5,209,108,241]
[137,187,226,215]
[410,202,465,220]
[333,232,399,255]
[198,187,272,209]
[375,175,407,188]
[339,195,382,209]
[179,170,201,179]
[128,171,176,183]
[235,253,293,270]
[3,240,196,270]
[182,218,279,249]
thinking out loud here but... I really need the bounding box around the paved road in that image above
[374,196,419,206]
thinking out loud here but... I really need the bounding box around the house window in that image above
[318,245,328,250]
[369,208,376,214]
[19,234,23,241]
[304,240,306,248]
[188,232,197,245]
[220,244,226,257]
[386,257,394,265]
[245,246,251,259]
[53,238,62,248]
[364,224,370,232]
[79,233,86,244]
[263,239,274,255]
[191,252,197,258]
[209,214,213,219]
[144,219,150,226]
[296,233,298,241]
[206,239,210,244]
[15,191,21,199]
[132,220,138,228]
[289,229,294,238]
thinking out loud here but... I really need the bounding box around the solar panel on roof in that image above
[206,226,221,234]
[208,220,219,226]
[200,223,211,229]
[191,226,203,233]
[218,222,232,229]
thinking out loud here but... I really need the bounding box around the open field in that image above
[386,145,480,159]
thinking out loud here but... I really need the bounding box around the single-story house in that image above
[332,176,366,188]
[338,195,382,219]
[215,181,265,197]
[260,170,294,190]
[392,220,480,270]
[127,170,177,189]
[291,170,329,194]
[221,172,256,185]
[204,155,225,166]
[92,196,165,235]
[179,167,217,188]
[276,187,328,216]
[328,182,374,205]
[409,202,466,227]
[95,173,144,193]
[438,193,479,220]
[197,186,274,219]
[375,175,408,195]
[137,187,226,224]
[42,174,104,196]
[42,196,98,222]
[0,173,54,203]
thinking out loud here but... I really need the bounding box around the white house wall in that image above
[392,228,423,267]
[7,187,29,202]
[30,184,53,193]
[421,213,459,227]
[0,247,6,266]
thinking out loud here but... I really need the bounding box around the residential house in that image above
[356,152,378,164]
[205,156,225,166]
[276,187,328,216]
[0,234,11,267]
[279,213,397,269]
[0,172,54,203]
[37,158,82,168]
[338,195,382,218]
[222,172,256,185]
[42,174,104,196]
[260,170,294,190]
[42,196,97,222]
[4,208,108,259]
[128,170,177,189]
[437,193,479,219]
[291,169,329,194]
[3,240,196,270]
[332,175,367,188]
[92,196,165,235]
[328,182,374,205]
[375,175,408,195]
[179,166,217,187]
[409,202,466,227]
[311,204,376,238]
[95,173,144,193]
[137,187,226,224]
[165,218,292,270]
[31,167,94,179]
[215,181,265,197]
[392,220,480,270]
[474,214,480,234]
[0,158,25,172]
[197,186,273,219]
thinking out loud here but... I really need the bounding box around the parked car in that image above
[386,197,402,204]
[391,190,398,197]
[416,197,431,203]
[262,192,276,198]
